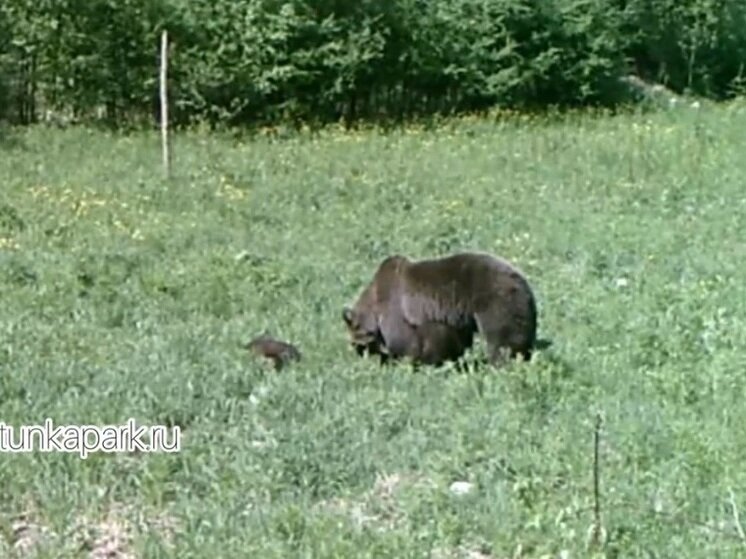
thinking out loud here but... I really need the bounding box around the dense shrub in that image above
[611,0,746,98]
[0,0,744,127]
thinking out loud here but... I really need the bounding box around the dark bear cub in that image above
[343,251,539,367]
[243,334,301,371]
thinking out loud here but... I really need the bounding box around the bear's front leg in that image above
[378,311,419,361]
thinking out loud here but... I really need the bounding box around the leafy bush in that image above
[615,0,746,98]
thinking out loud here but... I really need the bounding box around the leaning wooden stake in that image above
[588,412,606,549]
[728,488,746,547]
[160,30,170,178]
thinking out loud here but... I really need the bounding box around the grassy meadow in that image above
[2,101,746,557]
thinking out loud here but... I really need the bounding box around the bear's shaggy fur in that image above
[342,252,538,367]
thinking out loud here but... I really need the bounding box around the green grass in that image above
[2,100,746,558]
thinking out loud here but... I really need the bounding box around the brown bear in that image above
[342,251,539,367]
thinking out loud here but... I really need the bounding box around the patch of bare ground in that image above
[315,475,567,559]
[431,543,573,559]
[1,499,179,559]
[430,546,497,559]
[314,471,436,531]
[71,503,180,559]
[3,503,55,557]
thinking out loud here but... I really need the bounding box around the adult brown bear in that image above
[342,252,539,367]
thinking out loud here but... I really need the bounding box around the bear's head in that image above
[342,306,387,358]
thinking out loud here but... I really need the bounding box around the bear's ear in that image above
[342,307,355,326]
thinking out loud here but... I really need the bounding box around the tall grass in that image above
[2,100,746,557]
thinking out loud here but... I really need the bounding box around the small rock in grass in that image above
[449,481,474,496]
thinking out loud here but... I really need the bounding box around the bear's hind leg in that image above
[416,322,474,367]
